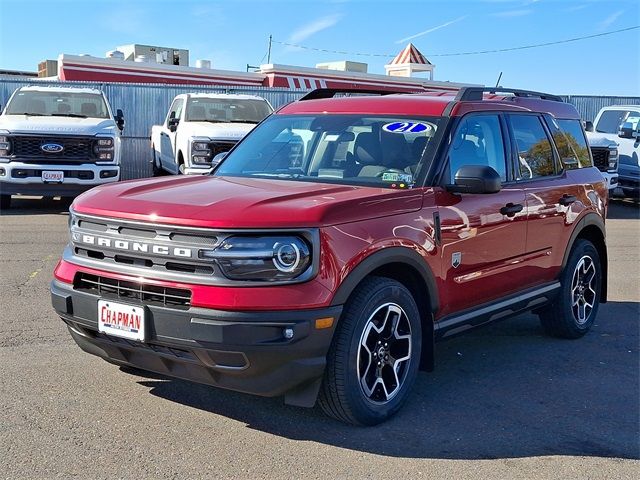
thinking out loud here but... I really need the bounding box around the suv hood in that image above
[184,122,256,140]
[73,176,424,228]
[0,115,117,135]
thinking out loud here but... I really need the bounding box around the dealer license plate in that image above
[98,300,145,341]
[42,171,64,183]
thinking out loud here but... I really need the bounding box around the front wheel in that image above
[539,239,601,339]
[319,277,422,425]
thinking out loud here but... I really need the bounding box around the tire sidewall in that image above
[343,281,422,424]
[559,239,601,334]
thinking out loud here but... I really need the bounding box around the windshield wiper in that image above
[51,113,88,118]
[228,120,258,124]
[15,112,46,116]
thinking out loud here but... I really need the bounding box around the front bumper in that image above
[183,165,213,175]
[599,171,618,191]
[0,161,119,196]
[51,279,342,403]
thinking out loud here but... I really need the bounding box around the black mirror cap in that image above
[618,122,635,139]
[584,121,594,132]
[115,109,125,131]
[447,165,502,194]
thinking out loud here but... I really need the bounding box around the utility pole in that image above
[267,35,272,64]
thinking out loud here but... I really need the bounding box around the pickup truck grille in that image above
[74,273,192,309]
[207,141,238,157]
[12,135,94,162]
[590,147,610,172]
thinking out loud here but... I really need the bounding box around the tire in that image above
[539,239,601,339]
[177,153,185,175]
[151,148,163,176]
[0,194,10,210]
[319,277,422,425]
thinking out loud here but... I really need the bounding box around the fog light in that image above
[100,170,118,179]
[283,328,294,339]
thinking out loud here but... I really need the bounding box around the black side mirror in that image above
[447,165,502,194]
[168,116,179,133]
[115,108,125,131]
[618,122,635,139]
[211,152,228,169]
[584,121,594,132]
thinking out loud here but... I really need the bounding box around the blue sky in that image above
[0,0,638,95]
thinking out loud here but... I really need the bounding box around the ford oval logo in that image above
[41,143,64,153]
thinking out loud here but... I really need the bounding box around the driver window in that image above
[166,99,183,126]
[447,115,507,183]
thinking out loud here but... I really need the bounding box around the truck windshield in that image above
[214,114,442,188]
[185,98,272,123]
[596,109,640,134]
[5,90,110,119]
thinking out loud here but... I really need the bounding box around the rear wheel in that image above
[319,277,422,425]
[0,194,11,210]
[539,239,601,339]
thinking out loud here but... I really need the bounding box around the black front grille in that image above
[74,273,192,309]
[208,141,237,157]
[591,147,609,172]
[12,136,94,161]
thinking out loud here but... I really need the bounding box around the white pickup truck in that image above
[0,85,124,209]
[586,105,640,198]
[150,93,273,175]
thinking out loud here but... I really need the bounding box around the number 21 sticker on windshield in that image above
[382,122,431,134]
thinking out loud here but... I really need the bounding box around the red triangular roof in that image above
[390,43,432,66]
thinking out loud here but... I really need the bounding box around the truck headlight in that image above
[608,148,618,170]
[94,136,115,162]
[0,135,11,158]
[192,141,210,151]
[191,140,212,165]
[199,236,311,281]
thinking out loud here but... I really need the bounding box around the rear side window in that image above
[508,115,556,180]
[550,118,592,169]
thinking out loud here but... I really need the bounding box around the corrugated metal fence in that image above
[1,77,638,179]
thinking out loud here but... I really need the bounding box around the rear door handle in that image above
[559,194,577,206]
[500,203,524,217]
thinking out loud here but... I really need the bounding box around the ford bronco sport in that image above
[51,87,608,425]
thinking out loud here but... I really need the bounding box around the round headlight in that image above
[273,241,301,272]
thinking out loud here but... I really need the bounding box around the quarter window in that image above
[447,114,507,182]
[509,115,556,180]
[551,118,592,169]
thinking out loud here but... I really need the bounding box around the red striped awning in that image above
[390,43,432,65]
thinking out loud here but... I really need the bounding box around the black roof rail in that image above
[454,87,563,103]
[298,87,414,102]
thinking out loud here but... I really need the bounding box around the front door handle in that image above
[500,203,524,217]
[559,194,577,206]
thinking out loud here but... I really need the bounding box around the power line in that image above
[272,25,639,58]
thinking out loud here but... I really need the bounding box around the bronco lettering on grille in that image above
[74,233,193,258]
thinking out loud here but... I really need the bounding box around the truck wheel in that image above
[319,277,422,425]
[539,239,601,339]
[0,194,10,210]
[151,148,163,176]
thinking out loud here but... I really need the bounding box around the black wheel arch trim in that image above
[330,247,439,313]
[562,212,607,302]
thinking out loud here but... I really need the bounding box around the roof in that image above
[278,91,581,119]
[19,85,104,95]
[179,93,269,101]
[389,43,432,66]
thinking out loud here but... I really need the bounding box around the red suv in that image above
[51,87,608,425]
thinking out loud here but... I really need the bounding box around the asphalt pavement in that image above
[1,196,638,479]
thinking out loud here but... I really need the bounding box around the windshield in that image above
[596,109,640,134]
[5,90,110,118]
[214,114,442,189]
[185,98,272,123]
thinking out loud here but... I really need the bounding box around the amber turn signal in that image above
[315,317,334,329]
